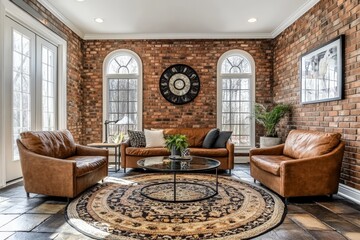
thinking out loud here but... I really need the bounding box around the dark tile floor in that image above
[0,163,359,240]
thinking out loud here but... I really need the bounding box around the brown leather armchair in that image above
[17,130,108,198]
[250,130,345,199]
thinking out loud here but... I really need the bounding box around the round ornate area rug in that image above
[66,174,285,240]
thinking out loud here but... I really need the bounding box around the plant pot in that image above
[171,146,181,156]
[260,136,282,148]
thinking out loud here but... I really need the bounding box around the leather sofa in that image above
[250,130,345,199]
[121,128,234,172]
[17,130,108,198]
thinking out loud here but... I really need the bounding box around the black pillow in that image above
[202,128,220,148]
[213,131,232,148]
[128,130,146,147]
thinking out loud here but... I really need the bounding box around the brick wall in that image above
[82,40,273,144]
[12,0,84,141]
[273,0,360,190]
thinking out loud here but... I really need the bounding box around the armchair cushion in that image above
[189,148,228,157]
[126,147,169,156]
[20,130,76,159]
[252,155,294,176]
[66,155,107,177]
[283,130,341,159]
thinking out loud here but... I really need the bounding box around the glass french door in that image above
[4,17,58,182]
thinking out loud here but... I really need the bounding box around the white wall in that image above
[0,0,6,188]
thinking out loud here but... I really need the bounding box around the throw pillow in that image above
[202,128,220,148]
[213,131,232,148]
[144,129,166,148]
[128,130,146,147]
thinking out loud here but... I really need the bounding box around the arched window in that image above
[217,50,255,151]
[103,50,142,142]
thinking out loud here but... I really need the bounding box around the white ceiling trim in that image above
[83,32,273,40]
[37,0,84,38]
[271,0,320,38]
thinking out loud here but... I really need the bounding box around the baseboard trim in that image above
[338,184,360,205]
[234,156,249,164]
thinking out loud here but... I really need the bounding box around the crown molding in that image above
[37,0,84,38]
[271,0,320,38]
[83,32,273,40]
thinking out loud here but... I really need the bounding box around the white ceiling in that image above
[38,0,319,40]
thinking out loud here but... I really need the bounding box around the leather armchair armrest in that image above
[121,139,130,168]
[226,140,235,169]
[17,140,77,197]
[249,144,285,158]
[279,142,345,196]
[281,142,345,176]
[76,144,109,157]
[122,139,130,148]
[20,147,76,176]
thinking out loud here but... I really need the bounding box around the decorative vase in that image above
[171,146,181,156]
[260,136,282,148]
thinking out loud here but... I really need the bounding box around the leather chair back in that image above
[283,130,341,159]
[20,130,76,159]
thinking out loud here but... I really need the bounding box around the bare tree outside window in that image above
[105,53,141,141]
[219,53,254,149]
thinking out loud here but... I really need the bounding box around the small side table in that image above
[87,142,121,172]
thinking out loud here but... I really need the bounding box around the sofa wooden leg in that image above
[329,194,333,199]
[229,169,232,175]
[284,198,289,205]
[253,179,257,183]
[124,168,126,173]
[26,192,30,198]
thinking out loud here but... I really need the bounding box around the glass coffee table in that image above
[137,156,220,203]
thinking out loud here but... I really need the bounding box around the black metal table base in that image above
[140,168,219,203]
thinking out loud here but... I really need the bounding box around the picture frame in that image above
[300,35,344,104]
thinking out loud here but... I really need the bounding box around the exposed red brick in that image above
[82,39,273,144]
[274,0,360,190]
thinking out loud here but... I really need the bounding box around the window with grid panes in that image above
[218,51,255,150]
[105,51,142,141]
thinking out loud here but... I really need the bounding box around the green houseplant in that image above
[165,134,189,156]
[254,103,291,147]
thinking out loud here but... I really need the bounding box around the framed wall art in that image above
[300,35,344,104]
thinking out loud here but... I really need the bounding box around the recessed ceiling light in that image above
[94,18,104,23]
[76,0,85,2]
[248,18,257,23]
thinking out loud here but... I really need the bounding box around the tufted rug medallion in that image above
[66,174,285,239]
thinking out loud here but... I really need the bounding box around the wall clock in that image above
[159,64,200,105]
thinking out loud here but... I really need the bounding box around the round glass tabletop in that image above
[137,156,220,172]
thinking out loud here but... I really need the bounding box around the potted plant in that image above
[254,103,291,148]
[165,134,189,156]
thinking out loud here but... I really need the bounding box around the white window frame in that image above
[0,0,67,188]
[217,49,256,153]
[102,49,143,141]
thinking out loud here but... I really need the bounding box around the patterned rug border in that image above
[230,173,288,239]
[65,173,287,240]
